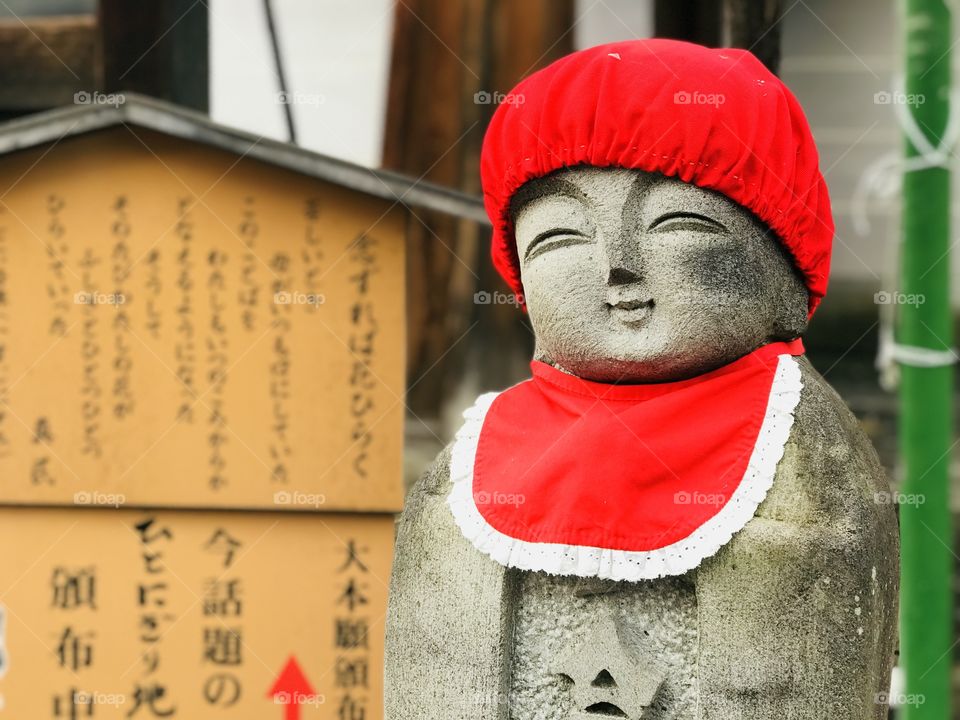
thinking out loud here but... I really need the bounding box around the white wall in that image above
[212,0,656,167]
[210,0,393,167]
[574,0,654,47]
[780,0,901,284]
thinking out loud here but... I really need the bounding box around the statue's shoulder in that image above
[409,443,453,498]
[791,355,878,460]
[407,388,498,504]
[759,354,891,527]
[396,443,454,534]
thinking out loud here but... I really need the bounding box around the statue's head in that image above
[481,39,833,382]
[511,167,808,381]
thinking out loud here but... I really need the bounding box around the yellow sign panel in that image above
[0,506,392,719]
[0,127,405,512]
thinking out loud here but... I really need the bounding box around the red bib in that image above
[447,340,804,581]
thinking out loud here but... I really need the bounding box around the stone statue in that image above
[385,39,898,720]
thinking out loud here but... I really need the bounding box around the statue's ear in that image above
[773,281,809,340]
[769,234,810,340]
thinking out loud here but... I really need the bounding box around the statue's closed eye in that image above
[649,211,726,234]
[525,227,592,261]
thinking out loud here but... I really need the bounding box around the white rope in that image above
[894,86,960,170]
[891,342,958,367]
[852,78,959,236]
[855,79,958,384]
[877,326,959,378]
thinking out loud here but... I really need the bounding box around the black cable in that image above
[263,0,297,144]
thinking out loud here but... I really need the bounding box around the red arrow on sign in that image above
[267,655,317,720]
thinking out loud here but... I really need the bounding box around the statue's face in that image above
[512,167,808,382]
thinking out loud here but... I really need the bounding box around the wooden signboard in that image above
[0,507,393,719]
[0,127,405,512]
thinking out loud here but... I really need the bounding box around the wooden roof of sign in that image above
[0,92,488,224]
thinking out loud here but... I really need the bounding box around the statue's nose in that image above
[602,231,644,286]
[606,265,640,286]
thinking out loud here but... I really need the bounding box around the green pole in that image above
[900,0,954,717]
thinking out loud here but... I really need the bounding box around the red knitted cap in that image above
[480,38,833,316]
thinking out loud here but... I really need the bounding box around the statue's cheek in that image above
[524,251,605,302]
[654,239,764,308]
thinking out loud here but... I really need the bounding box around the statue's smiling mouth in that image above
[606,297,654,323]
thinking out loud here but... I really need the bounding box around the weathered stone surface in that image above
[384,167,898,719]
[693,357,898,719]
[384,446,517,720]
[514,574,696,719]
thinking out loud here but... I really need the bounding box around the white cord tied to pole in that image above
[857,80,959,386]
[895,83,960,172]
[891,341,958,368]
[877,327,959,381]
[852,81,960,237]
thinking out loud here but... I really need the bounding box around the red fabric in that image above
[472,339,803,551]
[480,39,833,316]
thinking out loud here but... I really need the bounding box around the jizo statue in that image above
[385,39,898,719]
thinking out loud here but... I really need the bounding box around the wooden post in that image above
[723,0,783,74]
[654,0,721,47]
[98,0,208,112]
[0,15,98,118]
[654,0,783,75]
[383,0,573,420]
